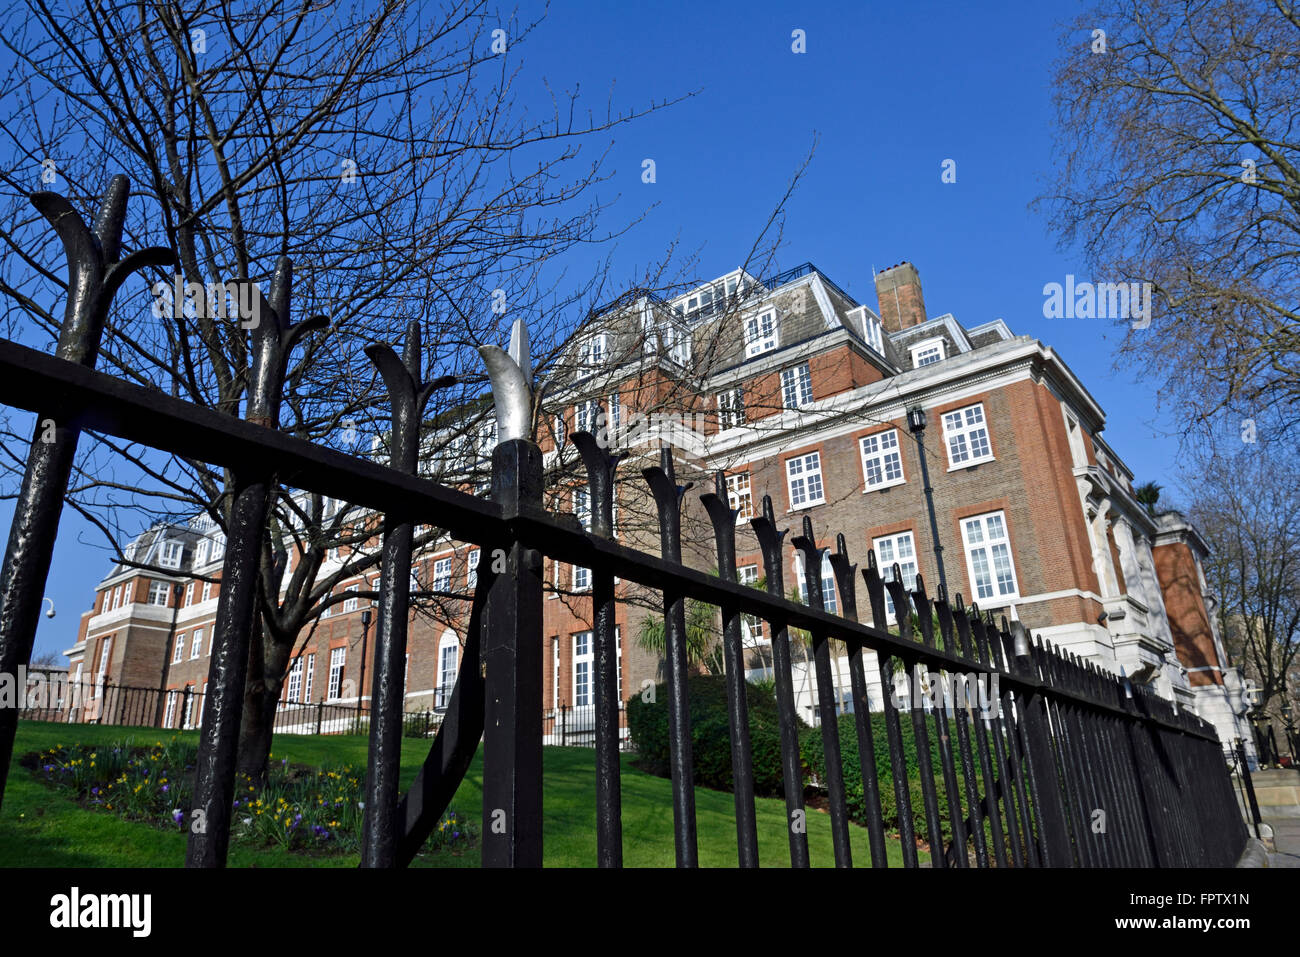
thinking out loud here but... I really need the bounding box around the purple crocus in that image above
[172,809,184,824]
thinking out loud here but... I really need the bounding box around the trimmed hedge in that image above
[626,674,803,797]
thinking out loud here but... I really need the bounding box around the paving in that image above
[1262,816,1300,868]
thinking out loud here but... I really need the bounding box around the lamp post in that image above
[357,608,373,727]
[906,405,948,598]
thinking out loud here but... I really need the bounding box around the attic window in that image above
[910,338,945,368]
[744,310,778,357]
[863,313,884,354]
[580,334,607,367]
[158,541,183,569]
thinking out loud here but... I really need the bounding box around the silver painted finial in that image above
[479,317,542,442]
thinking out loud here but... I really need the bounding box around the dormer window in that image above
[662,322,691,365]
[910,337,946,368]
[863,313,884,354]
[580,333,607,368]
[158,540,183,569]
[744,310,778,357]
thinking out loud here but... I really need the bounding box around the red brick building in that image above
[60,260,1254,751]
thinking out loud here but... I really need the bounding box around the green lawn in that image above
[1,720,923,867]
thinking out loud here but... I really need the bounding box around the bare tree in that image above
[1039,0,1300,441]
[1182,440,1300,720]
[0,0,688,777]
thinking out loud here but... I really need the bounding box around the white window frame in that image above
[328,647,346,701]
[303,654,314,702]
[575,398,601,435]
[184,582,194,607]
[164,691,178,728]
[210,534,226,561]
[608,392,622,436]
[573,631,593,708]
[744,309,778,357]
[860,429,906,492]
[432,556,453,593]
[960,511,1020,603]
[172,634,185,664]
[342,584,359,613]
[96,637,112,685]
[189,629,203,659]
[467,549,480,589]
[726,471,754,523]
[872,530,918,620]
[147,580,171,606]
[738,564,767,646]
[158,540,183,569]
[863,312,884,354]
[196,628,207,657]
[942,403,994,469]
[195,539,209,566]
[581,333,608,367]
[910,337,946,368]
[286,658,303,703]
[717,387,745,430]
[111,585,122,610]
[201,581,213,602]
[785,451,825,510]
[780,362,813,410]
[436,631,458,709]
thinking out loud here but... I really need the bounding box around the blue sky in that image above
[10,0,1189,662]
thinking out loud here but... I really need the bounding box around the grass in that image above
[1,720,924,867]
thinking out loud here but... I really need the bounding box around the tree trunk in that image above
[235,619,289,784]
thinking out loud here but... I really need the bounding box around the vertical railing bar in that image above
[862,553,917,868]
[914,576,970,867]
[954,599,1005,868]
[986,615,1038,867]
[939,590,988,868]
[886,570,945,867]
[829,535,889,868]
[1038,640,1091,866]
[572,423,625,868]
[360,323,455,867]
[642,449,698,867]
[0,176,172,809]
[792,515,852,867]
[751,495,809,868]
[700,471,759,868]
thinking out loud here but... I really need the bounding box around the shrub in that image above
[799,712,982,846]
[626,674,805,797]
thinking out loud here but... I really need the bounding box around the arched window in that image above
[436,630,459,709]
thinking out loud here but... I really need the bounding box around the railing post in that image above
[792,515,852,867]
[186,259,326,868]
[752,495,810,868]
[701,470,759,868]
[1008,623,1074,866]
[0,176,172,808]
[359,321,456,867]
[477,319,545,868]
[643,448,699,867]
[572,419,624,867]
[1236,738,1263,839]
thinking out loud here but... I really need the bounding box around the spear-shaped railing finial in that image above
[478,317,545,442]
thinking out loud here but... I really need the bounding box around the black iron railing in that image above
[0,178,1248,869]
[15,679,442,739]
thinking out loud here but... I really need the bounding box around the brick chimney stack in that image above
[874,262,927,332]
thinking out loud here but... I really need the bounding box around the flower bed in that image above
[23,735,473,858]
